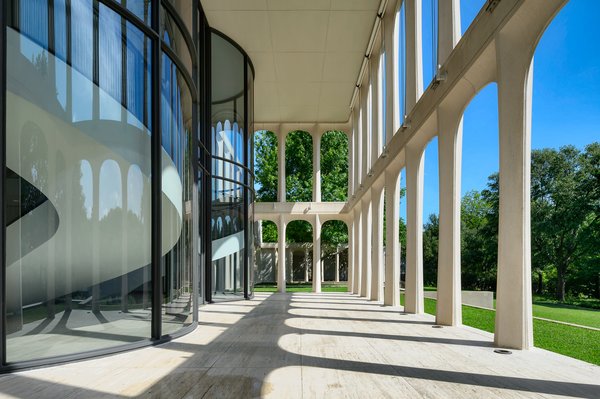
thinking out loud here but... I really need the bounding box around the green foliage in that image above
[286,131,313,202]
[422,214,439,286]
[286,220,313,244]
[261,220,278,243]
[254,131,278,202]
[530,144,599,301]
[322,220,348,246]
[321,131,349,202]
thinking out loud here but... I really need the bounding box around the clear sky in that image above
[408,0,600,220]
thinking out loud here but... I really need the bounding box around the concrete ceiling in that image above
[201,0,380,123]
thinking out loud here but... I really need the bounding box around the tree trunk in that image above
[537,271,543,295]
[556,270,566,302]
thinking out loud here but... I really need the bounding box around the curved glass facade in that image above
[209,32,255,302]
[0,0,254,369]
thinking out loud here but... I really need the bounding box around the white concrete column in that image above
[277,131,286,202]
[370,186,384,301]
[360,196,372,298]
[353,107,361,194]
[354,208,363,295]
[494,34,534,350]
[348,220,354,292]
[436,109,463,326]
[335,246,340,283]
[405,144,424,313]
[277,216,287,293]
[313,215,322,293]
[313,132,322,202]
[384,168,401,306]
[370,52,380,167]
[361,74,369,183]
[304,246,309,282]
[437,0,461,66]
[383,3,397,139]
[405,0,423,113]
[348,129,354,198]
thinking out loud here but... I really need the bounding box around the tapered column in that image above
[384,168,401,306]
[436,109,463,326]
[353,208,363,294]
[437,0,461,65]
[278,131,286,202]
[494,34,534,350]
[405,144,424,313]
[370,186,384,301]
[360,196,372,298]
[405,0,423,113]
[313,215,322,293]
[277,216,286,293]
[313,132,322,202]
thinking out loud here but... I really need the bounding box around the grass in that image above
[532,299,600,329]
[253,283,348,293]
[400,294,600,365]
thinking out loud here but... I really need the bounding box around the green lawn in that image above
[400,294,599,365]
[532,300,600,329]
[254,283,348,293]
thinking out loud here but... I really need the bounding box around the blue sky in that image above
[407,0,600,220]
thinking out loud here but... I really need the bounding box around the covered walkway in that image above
[0,293,598,398]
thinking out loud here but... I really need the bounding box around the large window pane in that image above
[5,0,153,362]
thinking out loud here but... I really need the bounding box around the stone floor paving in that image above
[0,292,598,398]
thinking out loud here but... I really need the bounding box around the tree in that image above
[530,145,599,301]
[286,131,313,202]
[422,214,439,286]
[321,131,348,202]
[254,131,278,202]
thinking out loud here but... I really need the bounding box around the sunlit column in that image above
[277,129,286,202]
[277,216,286,293]
[354,208,363,294]
[360,195,372,298]
[436,108,463,326]
[370,185,384,301]
[384,168,401,306]
[348,219,355,292]
[313,215,322,293]
[349,129,355,198]
[495,35,534,350]
[405,0,423,113]
[361,74,369,183]
[405,143,424,314]
[370,51,380,167]
[313,132,322,202]
[335,245,340,283]
[437,0,461,65]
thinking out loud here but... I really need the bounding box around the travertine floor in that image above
[0,292,598,398]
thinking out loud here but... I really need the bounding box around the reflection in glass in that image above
[161,54,194,334]
[5,0,152,362]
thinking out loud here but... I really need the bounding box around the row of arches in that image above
[253,129,349,203]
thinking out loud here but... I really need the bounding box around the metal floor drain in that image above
[494,349,513,355]
[432,325,443,329]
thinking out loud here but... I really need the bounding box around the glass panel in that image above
[161,6,193,75]
[161,54,194,334]
[210,33,246,301]
[5,0,153,362]
[119,0,152,25]
[166,0,193,35]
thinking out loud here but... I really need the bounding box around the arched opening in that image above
[286,131,313,202]
[253,130,278,202]
[460,1,487,36]
[286,220,313,291]
[321,131,348,202]
[254,220,278,288]
[422,0,438,88]
[321,220,349,289]
[394,1,407,129]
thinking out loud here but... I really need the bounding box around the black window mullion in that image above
[150,0,162,340]
[0,0,8,367]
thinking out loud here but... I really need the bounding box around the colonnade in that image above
[255,0,568,351]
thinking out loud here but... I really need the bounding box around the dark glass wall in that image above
[0,0,253,371]
[0,0,204,369]
[209,32,254,302]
